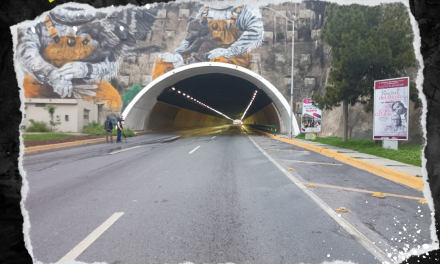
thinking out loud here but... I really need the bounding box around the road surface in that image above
[23,125,433,264]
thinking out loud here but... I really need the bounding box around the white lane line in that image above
[57,212,124,263]
[248,136,392,264]
[211,136,216,139]
[109,146,140,155]
[163,135,181,142]
[276,159,343,166]
[189,146,200,154]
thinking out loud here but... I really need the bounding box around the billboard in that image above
[373,77,409,140]
[301,99,322,133]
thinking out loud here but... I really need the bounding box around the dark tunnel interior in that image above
[156,73,273,121]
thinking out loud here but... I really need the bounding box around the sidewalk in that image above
[251,129,424,192]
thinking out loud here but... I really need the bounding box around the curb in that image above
[24,138,107,155]
[250,128,424,192]
[24,131,149,155]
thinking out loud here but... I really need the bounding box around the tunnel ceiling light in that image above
[240,90,258,121]
[171,89,232,120]
[172,87,175,90]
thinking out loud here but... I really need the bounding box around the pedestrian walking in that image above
[104,116,114,143]
[116,117,124,143]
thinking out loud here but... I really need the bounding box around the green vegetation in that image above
[312,3,420,141]
[25,119,49,132]
[23,133,76,141]
[295,133,422,167]
[82,121,135,137]
[44,104,61,132]
[122,83,143,112]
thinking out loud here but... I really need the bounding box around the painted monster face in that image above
[185,17,211,42]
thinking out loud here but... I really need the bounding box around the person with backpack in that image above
[104,116,114,143]
[116,117,124,143]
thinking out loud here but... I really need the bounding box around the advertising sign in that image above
[301,99,322,133]
[373,77,409,140]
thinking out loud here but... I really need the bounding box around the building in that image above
[21,98,103,133]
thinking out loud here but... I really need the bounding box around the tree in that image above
[312,3,420,141]
[121,83,143,112]
[44,104,61,132]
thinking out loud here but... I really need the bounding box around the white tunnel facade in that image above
[122,62,300,135]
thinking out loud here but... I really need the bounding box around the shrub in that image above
[82,121,135,137]
[25,119,49,132]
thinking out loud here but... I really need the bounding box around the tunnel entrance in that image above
[122,62,300,135]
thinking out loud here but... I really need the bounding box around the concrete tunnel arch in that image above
[122,62,301,135]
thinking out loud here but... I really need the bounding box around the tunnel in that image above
[122,62,300,135]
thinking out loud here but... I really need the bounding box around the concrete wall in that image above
[146,101,228,131]
[244,103,282,132]
[22,98,98,132]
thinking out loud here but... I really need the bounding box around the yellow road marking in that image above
[301,182,425,201]
[277,159,343,166]
[250,128,424,191]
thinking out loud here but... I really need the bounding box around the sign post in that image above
[373,77,410,150]
[301,99,322,140]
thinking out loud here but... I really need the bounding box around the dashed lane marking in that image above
[57,212,124,263]
[109,146,140,155]
[189,146,201,154]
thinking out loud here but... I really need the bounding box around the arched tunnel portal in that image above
[122,62,300,135]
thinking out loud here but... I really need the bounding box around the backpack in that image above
[104,119,113,130]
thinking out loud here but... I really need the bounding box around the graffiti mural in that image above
[12,1,333,117]
[153,4,264,79]
[15,5,160,113]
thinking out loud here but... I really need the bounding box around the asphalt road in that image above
[23,125,433,264]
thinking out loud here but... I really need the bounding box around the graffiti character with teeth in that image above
[16,5,160,113]
[154,4,264,79]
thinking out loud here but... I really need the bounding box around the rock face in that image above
[113,1,422,144]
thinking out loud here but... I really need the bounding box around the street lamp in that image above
[261,6,296,138]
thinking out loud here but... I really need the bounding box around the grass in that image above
[295,133,422,167]
[82,121,135,137]
[23,133,76,141]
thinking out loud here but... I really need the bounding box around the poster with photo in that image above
[373,77,409,140]
[301,99,322,133]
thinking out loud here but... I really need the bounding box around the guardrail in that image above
[247,124,277,136]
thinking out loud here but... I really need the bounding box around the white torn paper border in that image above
[10,1,436,264]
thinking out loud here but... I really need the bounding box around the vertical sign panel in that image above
[301,99,322,133]
[373,77,409,140]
